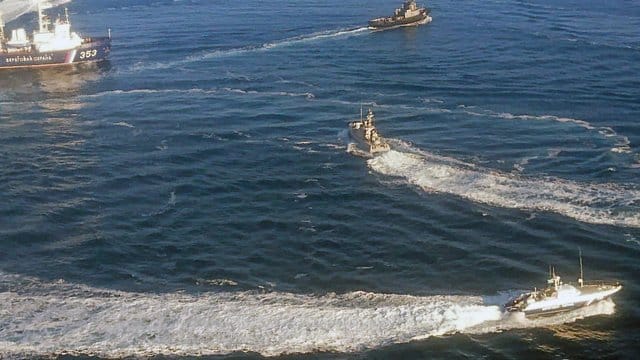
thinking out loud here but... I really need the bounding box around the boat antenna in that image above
[360,103,363,122]
[65,8,70,24]
[0,12,4,43]
[37,1,47,33]
[578,247,584,287]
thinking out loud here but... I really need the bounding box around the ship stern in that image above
[73,36,111,64]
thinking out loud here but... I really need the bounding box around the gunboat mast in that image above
[0,11,4,42]
[38,2,45,32]
[578,247,584,287]
[37,1,51,33]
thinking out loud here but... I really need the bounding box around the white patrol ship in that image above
[505,251,622,318]
[0,1,111,70]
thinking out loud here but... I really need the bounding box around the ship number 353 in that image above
[80,50,98,59]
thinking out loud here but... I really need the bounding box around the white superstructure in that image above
[0,0,111,70]
[1,2,81,52]
[505,252,622,317]
[395,0,421,18]
[32,4,81,51]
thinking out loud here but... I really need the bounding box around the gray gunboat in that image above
[369,0,431,30]
[349,108,390,154]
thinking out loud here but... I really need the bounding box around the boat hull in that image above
[0,37,111,70]
[349,125,369,152]
[506,283,622,318]
[368,9,430,29]
[521,298,603,317]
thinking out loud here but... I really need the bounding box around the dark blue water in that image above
[1,0,639,358]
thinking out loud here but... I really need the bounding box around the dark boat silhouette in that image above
[348,108,390,154]
[369,0,432,30]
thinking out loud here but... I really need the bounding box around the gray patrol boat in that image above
[505,251,622,318]
[349,108,390,154]
[369,0,432,30]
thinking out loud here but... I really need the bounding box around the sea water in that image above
[0,0,639,358]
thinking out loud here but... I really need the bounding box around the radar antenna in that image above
[578,247,584,287]
[37,2,47,32]
[0,12,4,43]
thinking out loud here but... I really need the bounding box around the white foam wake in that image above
[0,273,618,358]
[0,286,499,357]
[456,105,632,154]
[184,26,368,65]
[128,26,368,73]
[80,87,315,101]
[333,99,632,156]
[262,26,369,50]
[0,272,614,357]
[367,143,640,227]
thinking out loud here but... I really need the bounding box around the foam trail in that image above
[338,98,632,155]
[112,121,135,128]
[188,26,368,63]
[330,99,632,155]
[457,106,632,154]
[127,26,368,73]
[0,272,618,358]
[79,88,314,101]
[0,283,499,357]
[367,142,640,227]
[79,88,218,99]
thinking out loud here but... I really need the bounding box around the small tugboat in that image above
[369,0,432,30]
[349,108,391,154]
[0,1,111,70]
[505,251,622,318]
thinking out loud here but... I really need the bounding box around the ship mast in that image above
[578,247,584,287]
[0,11,4,43]
[37,1,49,33]
[547,265,560,290]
